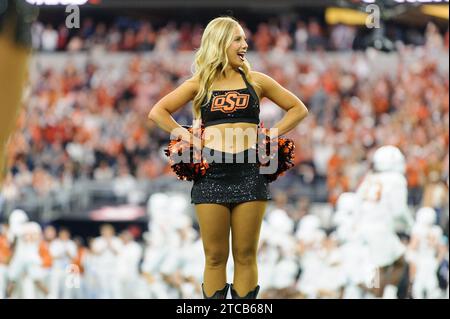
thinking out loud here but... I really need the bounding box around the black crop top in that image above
[201,69,260,127]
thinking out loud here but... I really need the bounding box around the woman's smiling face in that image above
[226,25,248,68]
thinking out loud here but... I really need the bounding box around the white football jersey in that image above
[116,241,143,277]
[355,171,412,267]
[356,172,412,230]
[49,239,77,269]
[410,225,443,299]
[410,224,443,261]
[92,236,123,270]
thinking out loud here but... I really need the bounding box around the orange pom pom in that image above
[164,125,208,181]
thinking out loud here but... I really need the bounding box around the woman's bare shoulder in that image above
[179,74,199,95]
[185,74,200,85]
[249,71,269,85]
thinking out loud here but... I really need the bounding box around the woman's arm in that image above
[0,1,35,185]
[253,72,308,138]
[148,77,200,144]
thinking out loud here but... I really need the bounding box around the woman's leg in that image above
[230,200,267,297]
[195,203,231,297]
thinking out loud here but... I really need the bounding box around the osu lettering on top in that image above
[211,92,250,113]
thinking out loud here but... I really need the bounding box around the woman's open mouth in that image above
[237,52,245,61]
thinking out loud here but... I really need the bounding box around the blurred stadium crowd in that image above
[0,187,448,299]
[2,22,448,211]
[31,16,449,52]
[0,16,448,299]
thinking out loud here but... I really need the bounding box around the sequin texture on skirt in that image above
[191,147,272,204]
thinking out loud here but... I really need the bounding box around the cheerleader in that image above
[149,16,308,299]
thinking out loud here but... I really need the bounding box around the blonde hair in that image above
[192,16,259,122]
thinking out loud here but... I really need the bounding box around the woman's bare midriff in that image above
[203,122,258,153]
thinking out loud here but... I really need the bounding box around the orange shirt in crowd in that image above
[0,235,11,265]
[327,173,350,206]
[406,158,427,188]
[321,72,338,94]
[96,85,115,108]
[373,95,389,115]
[72,247,87,274]
[39,241,53,269]
[327,153,345,173]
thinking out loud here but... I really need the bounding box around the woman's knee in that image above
[204,247,229,268]
[233,246,257,266]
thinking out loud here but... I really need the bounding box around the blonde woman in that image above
[149,16,308,299]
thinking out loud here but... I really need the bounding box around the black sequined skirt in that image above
[191,148,272,204]
[191,147,272,205]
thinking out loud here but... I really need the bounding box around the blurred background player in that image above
[7,220,50,298]
[0,223,11,299]
[295,215,328,298]
[332,192,372,299]
[408,207,447,299]
[48,227,77,299]
[91,224,122,299]
[354,145,414,298]
[116,230,142,299]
